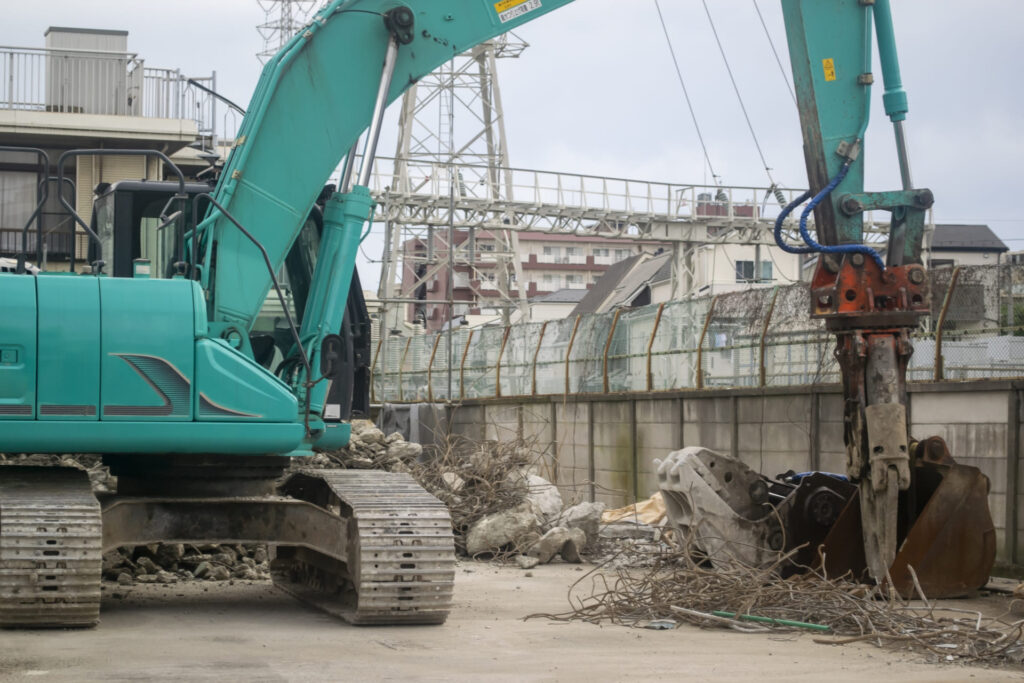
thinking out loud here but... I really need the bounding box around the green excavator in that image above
[0,0,995,628]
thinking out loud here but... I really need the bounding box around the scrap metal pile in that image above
[536,543,1024,665]
[655,445,995,599]
[527,444,1018,665]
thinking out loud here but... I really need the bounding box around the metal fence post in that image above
[934,266,962,381]
[398,336,412,402]
[370,337,383,403]
[758,287,780,387]
[602,309,623,394]
[531,321,548,396]
[696,297,718,390]
[459,329,474,400]
[495,326,511,398]
[564,315,583,395]
[646,302,666,392]
[426,333,441,402]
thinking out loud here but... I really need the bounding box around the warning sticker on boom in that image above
[494,0,542,23]
[822,58,837,82]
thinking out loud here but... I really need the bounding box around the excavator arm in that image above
[780,0,933,583]
[198,0,573,334]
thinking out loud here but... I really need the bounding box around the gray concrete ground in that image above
[0,563,1018,682]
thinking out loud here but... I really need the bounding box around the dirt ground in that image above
[0,563,1020,682]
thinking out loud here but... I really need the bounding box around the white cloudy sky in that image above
[6,1,1023,284]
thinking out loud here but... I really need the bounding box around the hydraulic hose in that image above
[773,189,814,254]
[797,162,886,271]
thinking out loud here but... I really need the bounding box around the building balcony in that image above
[0,41,228,150]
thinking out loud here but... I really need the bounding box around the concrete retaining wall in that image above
[446,380,1024,567]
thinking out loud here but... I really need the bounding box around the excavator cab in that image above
[87,179,371,422]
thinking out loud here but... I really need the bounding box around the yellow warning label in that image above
[822,58,837,82]
[494,0,527,12]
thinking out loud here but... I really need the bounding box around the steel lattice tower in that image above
[256,0,319,64]
[376,35,530,337]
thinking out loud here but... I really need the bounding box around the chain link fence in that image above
[371,264,1024,402]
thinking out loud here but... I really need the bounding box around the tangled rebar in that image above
[408,434,538,554]
[532,544,1024,666]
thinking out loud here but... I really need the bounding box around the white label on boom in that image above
[496,0,541,24]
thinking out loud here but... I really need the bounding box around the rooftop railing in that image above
[0,45,234,144]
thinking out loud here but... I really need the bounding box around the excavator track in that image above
[0,466,102,628]
[273,469,455,625]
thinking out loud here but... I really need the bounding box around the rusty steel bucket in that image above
[819,437,996,599]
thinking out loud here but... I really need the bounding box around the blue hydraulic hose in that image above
[798,163,887,271]
[773,189,814,254]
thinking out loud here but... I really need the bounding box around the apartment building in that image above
[0,27,218,268]
[400,229,668,330]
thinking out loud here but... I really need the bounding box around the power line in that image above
[752,0,797,106]
[653,0,719,185]
[702,0,776,187]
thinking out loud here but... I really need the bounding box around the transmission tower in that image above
[377,35,530,337]
[256,0,318,63]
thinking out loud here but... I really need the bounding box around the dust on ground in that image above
[0,563,1018,683]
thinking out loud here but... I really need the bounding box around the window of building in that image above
[929,258,955,269]
[0,171,35,255]
[542,246,559,256]
[593,248,609,257]
[614,248,631,261]
[565,273,583,287]
[565,246,580,257]
[735,260,773,282]
[543,273,556,286]
[478,242,495,252]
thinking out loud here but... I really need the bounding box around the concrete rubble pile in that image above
[318,422,622,567]
[306,419,423,471]
[102,543,271,586]
[5,427,672,584]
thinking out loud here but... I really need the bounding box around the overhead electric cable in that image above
[752,0,798,106]
[702,0,777,187]
[653,0,720,185]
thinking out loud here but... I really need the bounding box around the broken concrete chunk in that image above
[465,504,543,557]
[523,475,563,526]
[102,548,128,569]
[356,426,386,446]
[386,441,423,462]
[135,556,160,576]
[116,572,133,586]
[209,565,232,581]
[155,543,185,566]
[560,528,587,563]
[155,570,178,584]
[514,555,541,570]
[558,501,606,548]
[527,526,584,564]
[440,472,465,493]
[600,521,657,541]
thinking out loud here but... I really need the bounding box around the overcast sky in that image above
[5,1,1023,284]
